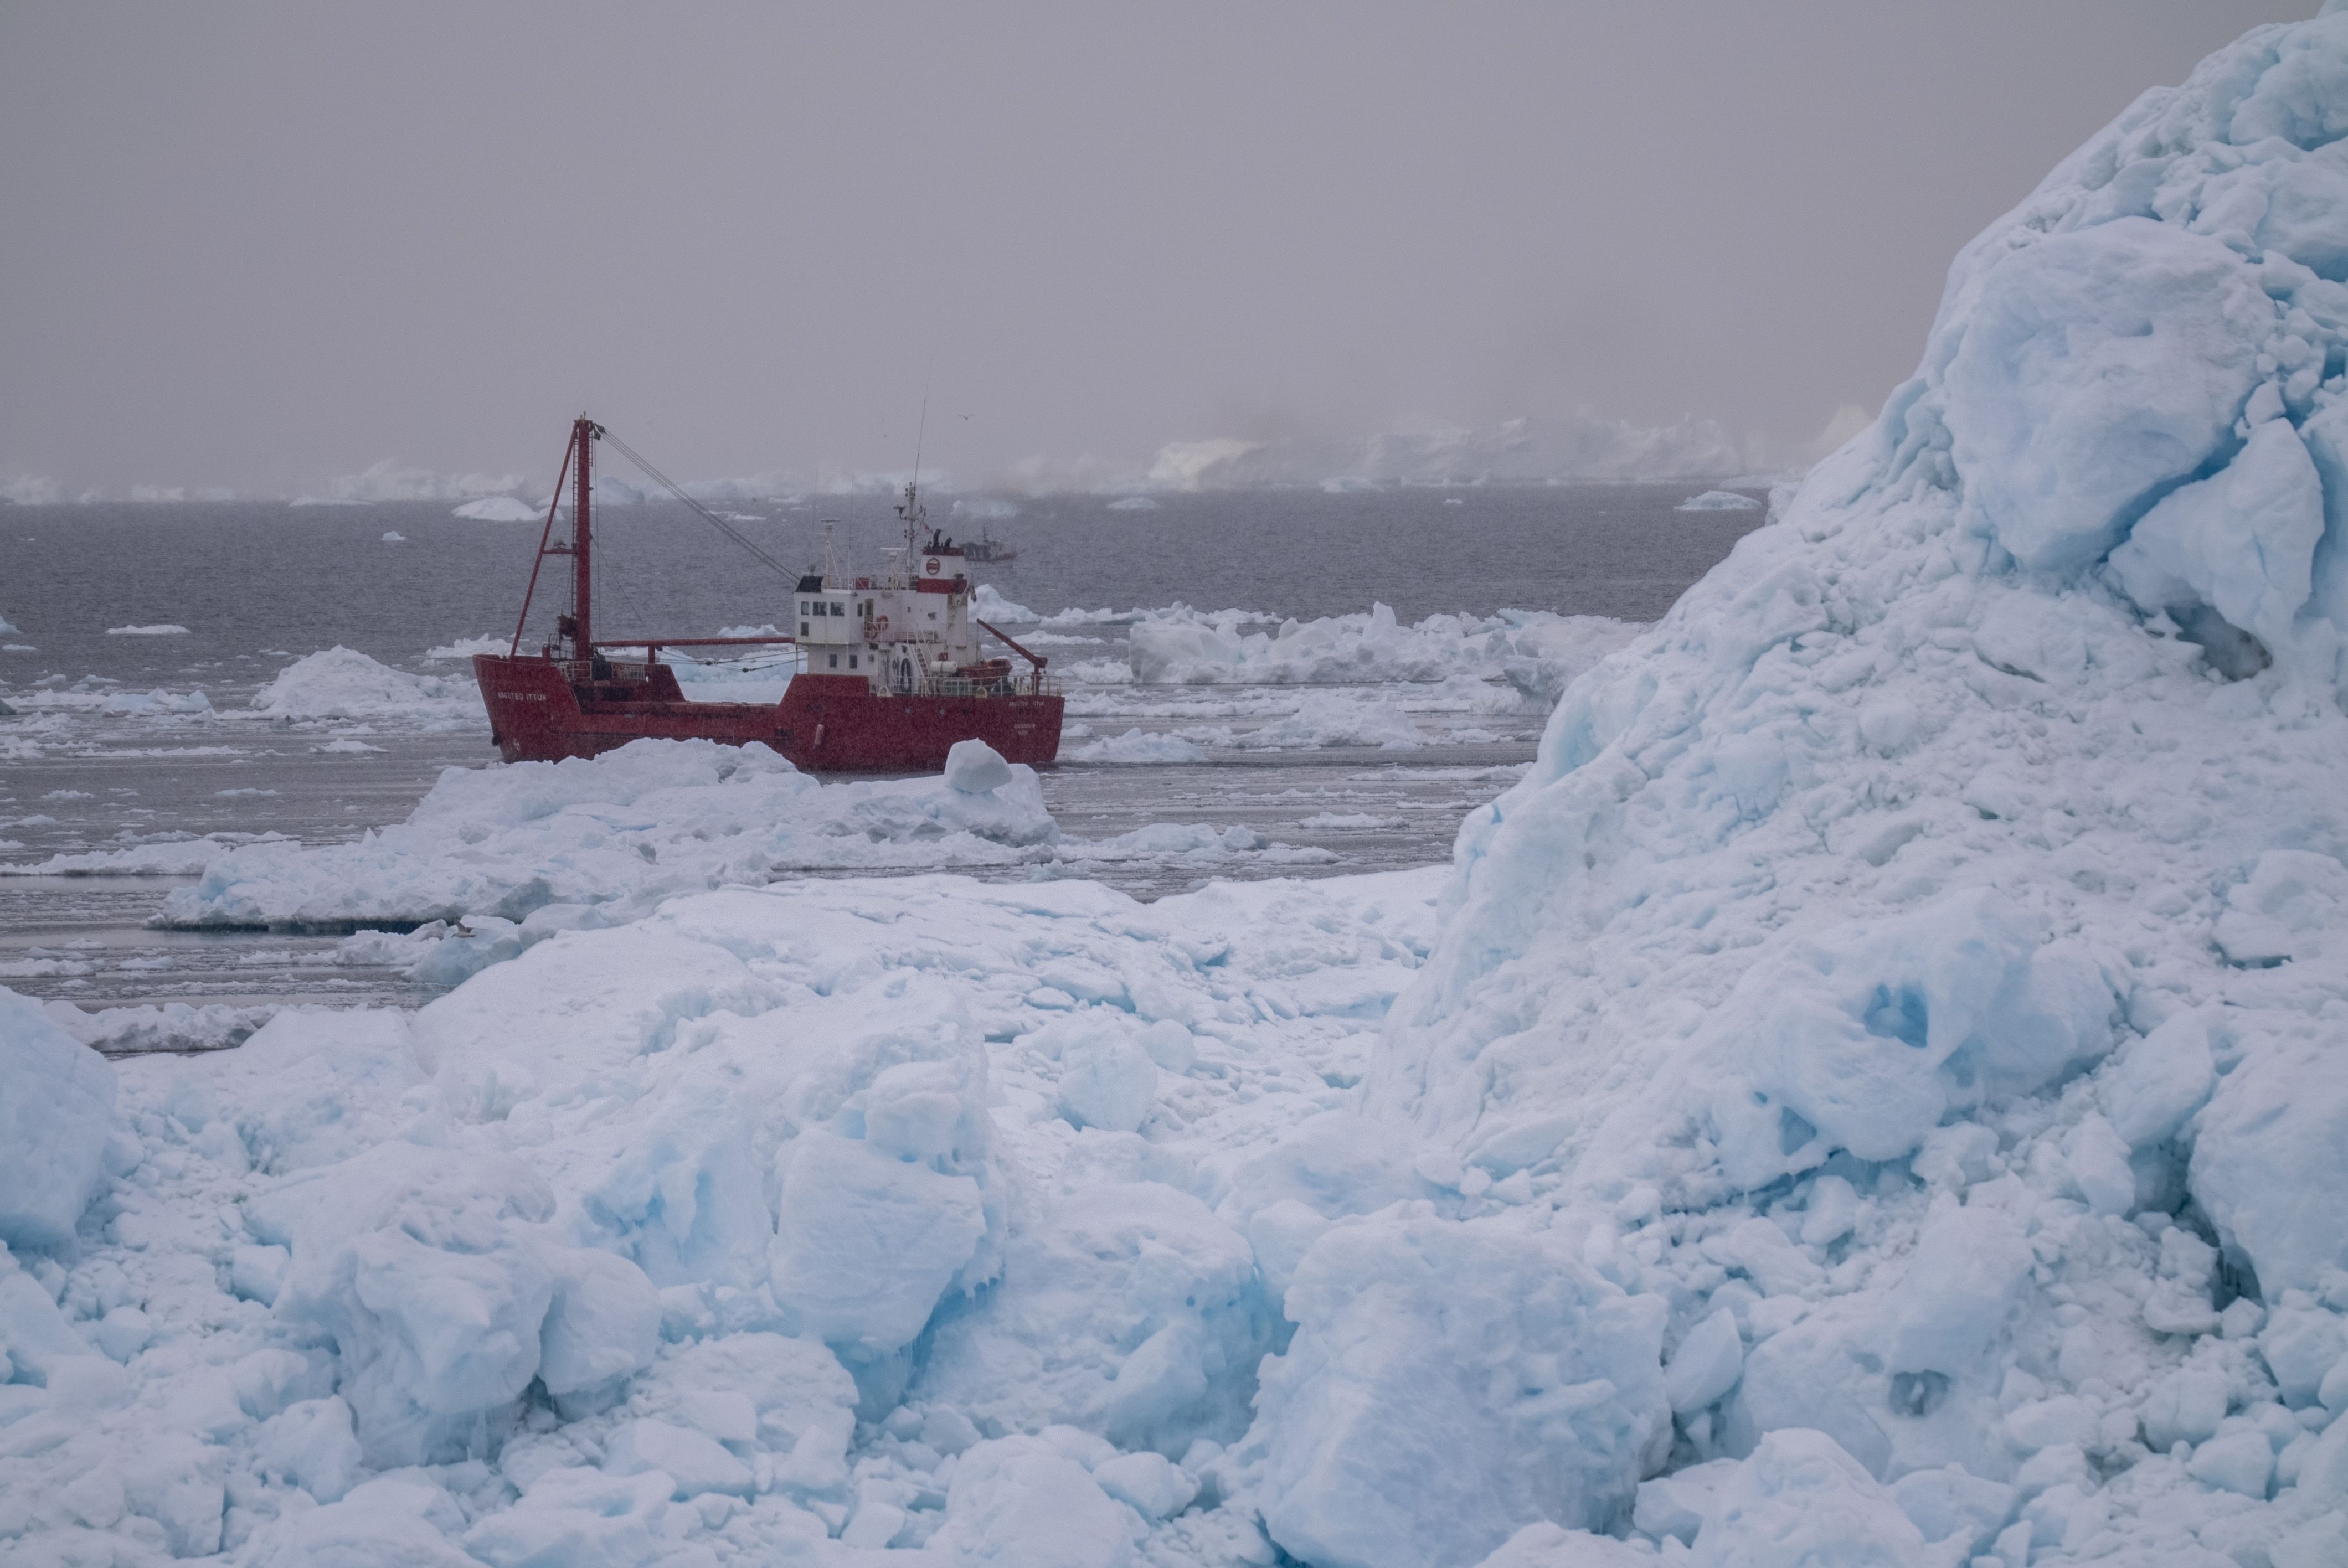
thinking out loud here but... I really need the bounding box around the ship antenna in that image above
[907,373,933,555]
[911,385,931,495]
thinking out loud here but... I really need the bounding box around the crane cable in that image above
[599,430,802,583]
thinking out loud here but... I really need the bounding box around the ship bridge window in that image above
[827,654,838,669]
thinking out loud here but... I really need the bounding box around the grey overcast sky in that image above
[0,1,2308,496]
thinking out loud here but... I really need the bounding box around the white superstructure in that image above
[792,482,1044,698]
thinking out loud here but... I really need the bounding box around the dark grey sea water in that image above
[1,484,1759,687]
[1,484,1767,1014]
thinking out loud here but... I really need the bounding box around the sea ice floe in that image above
[247,644,482,726]
[7,739,1329,947]
[1127,601,1637,703]
[0,680,213,718]
[452,496,542,522]
[423,635,512,660]
[1674,489,1762,512]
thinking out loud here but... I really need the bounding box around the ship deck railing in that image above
[901,672,1062,700]
[547,658,1060,702]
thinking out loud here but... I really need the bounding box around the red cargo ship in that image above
[472,418,1063,770]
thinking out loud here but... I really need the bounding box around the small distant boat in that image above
[960,523,1018,564]
[472,418,1063,770]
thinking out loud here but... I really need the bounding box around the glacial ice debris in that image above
[151,736,1059,931]
[247,644,482,724]
[0,988,115,1250]
[1127,600,1638,702]
[453,496,542,522]
[0,863,1447,1562]
[130,736,1335,943]
[1675,489,1761,512]
[1357,7,2348,1562]
[1254,1215,1669,1568]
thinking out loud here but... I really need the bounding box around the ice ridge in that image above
[1353,9,2348,1563]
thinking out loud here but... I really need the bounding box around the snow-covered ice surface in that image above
[245,646,483,728]
[123,737,1332,939]
[13,15,2348,1565]
[1126,602,1636,702]
[0,864,1448,1565]
[1356,13,2348,1564]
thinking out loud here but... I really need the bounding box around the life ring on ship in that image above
[874,615,889,633]
[925,558,941,576]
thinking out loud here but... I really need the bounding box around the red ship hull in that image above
[473,656,1064,771]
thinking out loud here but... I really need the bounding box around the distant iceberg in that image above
[1,476,65,506]
[1139,412,1764,491]
[307,458,529,505]
[1674,488,1761,512]
[452,495,540,522]
[103,623,189,636]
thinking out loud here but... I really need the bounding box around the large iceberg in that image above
[1352,9,2348,1562]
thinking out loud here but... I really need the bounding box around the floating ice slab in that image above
[452,495,542,522]
[1129,601,1638,703]
[115,737,1329,942]
[248,645,482,725]
[1675,489,1761,512]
